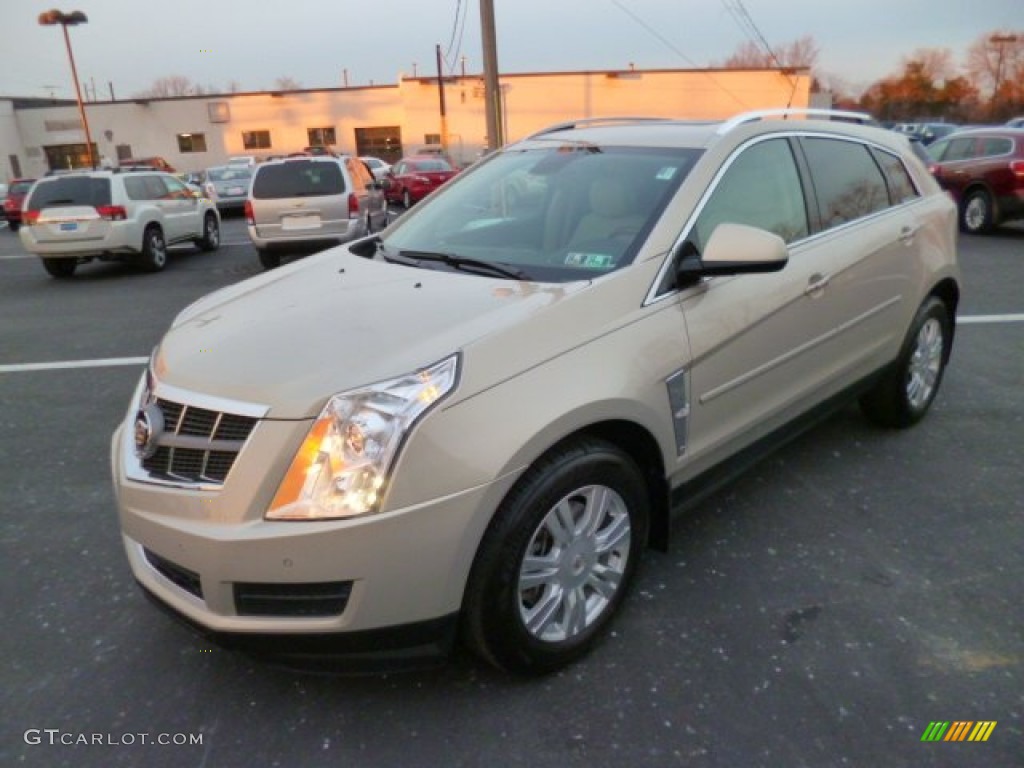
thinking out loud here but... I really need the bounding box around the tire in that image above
[402,189,413,209]
[197,212,220,252]
[365,212,374,235]
[137,226,167,272]
[462,438,649,674]
[41,257,76,278]
[257,249,281,270]
[8,221,19,232]
[860,296,952,428]
[959,189,994,234]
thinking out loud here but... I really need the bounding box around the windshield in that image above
[207,167,252,182]
[382,144,701,282]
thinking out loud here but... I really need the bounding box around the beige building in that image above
[1,67,810,181]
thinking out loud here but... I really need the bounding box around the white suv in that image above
[112,110,959,673]
[19,169,220,278]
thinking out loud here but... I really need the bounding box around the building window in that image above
[177,133,207,153]
[424,133,441,145]
[307,127,336,147]
[242,130,272,150]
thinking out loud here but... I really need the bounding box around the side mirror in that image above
[675,222,788,287]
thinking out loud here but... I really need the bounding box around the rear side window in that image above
[10,180,34,195]
[936,137,976,162]
[981,137,1012,157]
[27,177,111,209]
[252,161,346,199]
[871,149,920,205]
[802,138,890,228]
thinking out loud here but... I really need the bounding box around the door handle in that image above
[899,224,919,244]
[805,273,830,296]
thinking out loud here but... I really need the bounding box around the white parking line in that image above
[958,314,1024,325]
[0,357,148,374]
[0,315,1020,375]
[0,239,252,260]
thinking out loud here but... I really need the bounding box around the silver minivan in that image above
[245,156,387,269]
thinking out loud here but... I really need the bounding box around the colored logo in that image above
[921,721,997,742]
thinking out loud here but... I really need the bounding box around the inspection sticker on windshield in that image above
[565,252,614,268]
[656,166,678,181]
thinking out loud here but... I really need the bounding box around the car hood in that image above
[155,247,588,418]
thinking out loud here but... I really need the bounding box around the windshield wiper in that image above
[382,247,528,280]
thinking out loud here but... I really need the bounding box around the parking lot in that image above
[1,216,1021,767]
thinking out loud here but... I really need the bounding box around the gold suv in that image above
[112,110,960,673]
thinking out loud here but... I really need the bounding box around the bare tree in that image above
[134,76,200,98]
[274,76,302,91]
[966,30,1024,99]
[720,35,820,70]
[904,48,955,84]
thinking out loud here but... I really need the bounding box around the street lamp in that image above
[38,9,96,169]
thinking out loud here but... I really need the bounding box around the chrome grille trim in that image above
[123,375,269,491]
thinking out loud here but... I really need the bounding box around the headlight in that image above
[267,354,459,520]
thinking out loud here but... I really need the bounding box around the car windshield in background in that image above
[410,159,453,172]
[250,161,345,198]
[27,176,112,208]
[10,181,34,195]
[381,145,701,283]
[207,167,252,182]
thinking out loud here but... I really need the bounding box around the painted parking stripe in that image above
[0,315,1020,375]
[958,314,1024,324]
[0,357,148,373]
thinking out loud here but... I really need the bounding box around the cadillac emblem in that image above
[133,403,165,460]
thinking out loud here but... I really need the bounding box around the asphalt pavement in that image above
[0,216,1021,768]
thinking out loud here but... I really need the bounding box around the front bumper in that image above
[112,423,500,639]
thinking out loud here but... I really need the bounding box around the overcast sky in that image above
[1,0,1018,100]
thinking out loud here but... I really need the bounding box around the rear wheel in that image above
[860,296,952,428]
[197,212,220,251]
[41,257,76,278]
[137,226,167,272]
[8,221,19,232]
[257,249,281,270]
[462,438,648,674]
[960,189,994,234]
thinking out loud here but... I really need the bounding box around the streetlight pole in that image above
[990,34,1019,101]
[39,9,96,169]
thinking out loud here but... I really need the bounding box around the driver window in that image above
[691,139,808,252]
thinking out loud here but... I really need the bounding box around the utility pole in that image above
[435,44,450,155]
[990,34,1018,100]
[480,0,503,150]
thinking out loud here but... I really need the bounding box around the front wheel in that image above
[960,189,994,234]
[860,296,952,428]
[462,438,649,674]
[402,189,412,209]
[8,221,19,232]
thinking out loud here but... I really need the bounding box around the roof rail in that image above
[527,116,678,139]
[716,108,879,135]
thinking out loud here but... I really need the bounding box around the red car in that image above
[927,127,1024,234]
[3,178,36,231]
[384,156,457,208]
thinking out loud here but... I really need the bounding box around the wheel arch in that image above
[927,277,960,361]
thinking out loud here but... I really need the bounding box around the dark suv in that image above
[927,127,1024,233]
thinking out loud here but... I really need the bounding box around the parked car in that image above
[227,155,257,167]
[245,155,387,269]
[111,109,960,674]
[202,164,254,214]
[926,126,1024,233]
[1006,117,1024,128]
[19,168,220,277]
[3,177,36,231]
[119,156,176,173]
[302,145,337,157]
[360,156,392,180]
[385,155,458,208]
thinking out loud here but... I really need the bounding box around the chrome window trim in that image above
[643,130,927,307]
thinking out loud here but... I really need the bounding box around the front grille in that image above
[140,397,258,485]
[144,549,203,599]
[234,581,353,617]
